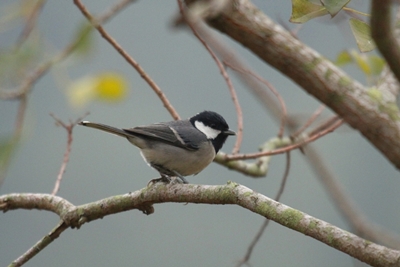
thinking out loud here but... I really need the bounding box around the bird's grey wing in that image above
[123,122,199,150]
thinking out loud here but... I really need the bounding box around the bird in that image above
[78,111,235,184]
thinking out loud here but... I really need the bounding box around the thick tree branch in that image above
[200,0,400,170]
[373,4,400,103]
[1,183,400,267]
[371,0,400,88]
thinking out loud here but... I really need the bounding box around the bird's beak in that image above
[223,129,236,135]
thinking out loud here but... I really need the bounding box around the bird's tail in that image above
[79,121,129,138]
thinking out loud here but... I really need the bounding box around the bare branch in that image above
[50,113,88,195]
[215,139,279,177]
[2,183,400,267]
[9,221,68,267]
[15,0,47,49]
[291,105,325,138]
[224,117,343,161]
[177,1,243,153]
[97,0,137,22]
[73,0,180,120]
[226,63,287,138]
[14,96,28,137]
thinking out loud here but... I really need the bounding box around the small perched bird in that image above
[79,111,235,184]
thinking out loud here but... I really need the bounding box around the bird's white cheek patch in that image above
[195,121,221,139]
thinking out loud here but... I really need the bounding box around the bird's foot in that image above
[147,175,171,186]
[147,172,188,186]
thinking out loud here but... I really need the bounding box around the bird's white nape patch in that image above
[195,120,221,139]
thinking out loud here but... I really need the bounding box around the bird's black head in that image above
[190,111,235,153]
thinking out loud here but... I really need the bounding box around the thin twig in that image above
[50,113,89,195]
[176,0,243,153]
[97,0,137,22]
[9,221,68,267]
[73,0,180,120]
[291,105,325,138]
[224,62,287,138]
[306,116,341,137]
[15,0,47,49]
[225,117,343,160]
[14,95,28,139]
[236,152,291,267]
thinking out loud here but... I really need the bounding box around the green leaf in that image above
[72,22,94,56]
[290,0,329,23]
[350,50,371,75]
[320,0,350,17]
[349,18,375,52]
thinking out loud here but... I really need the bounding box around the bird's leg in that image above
[172,171,189,184]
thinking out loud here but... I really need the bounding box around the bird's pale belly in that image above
[139,142,215,176]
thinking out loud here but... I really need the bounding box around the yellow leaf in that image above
[335,50,352,66]
[67,72,128,108]
[350,50,370,75]
[94,72,128,102]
